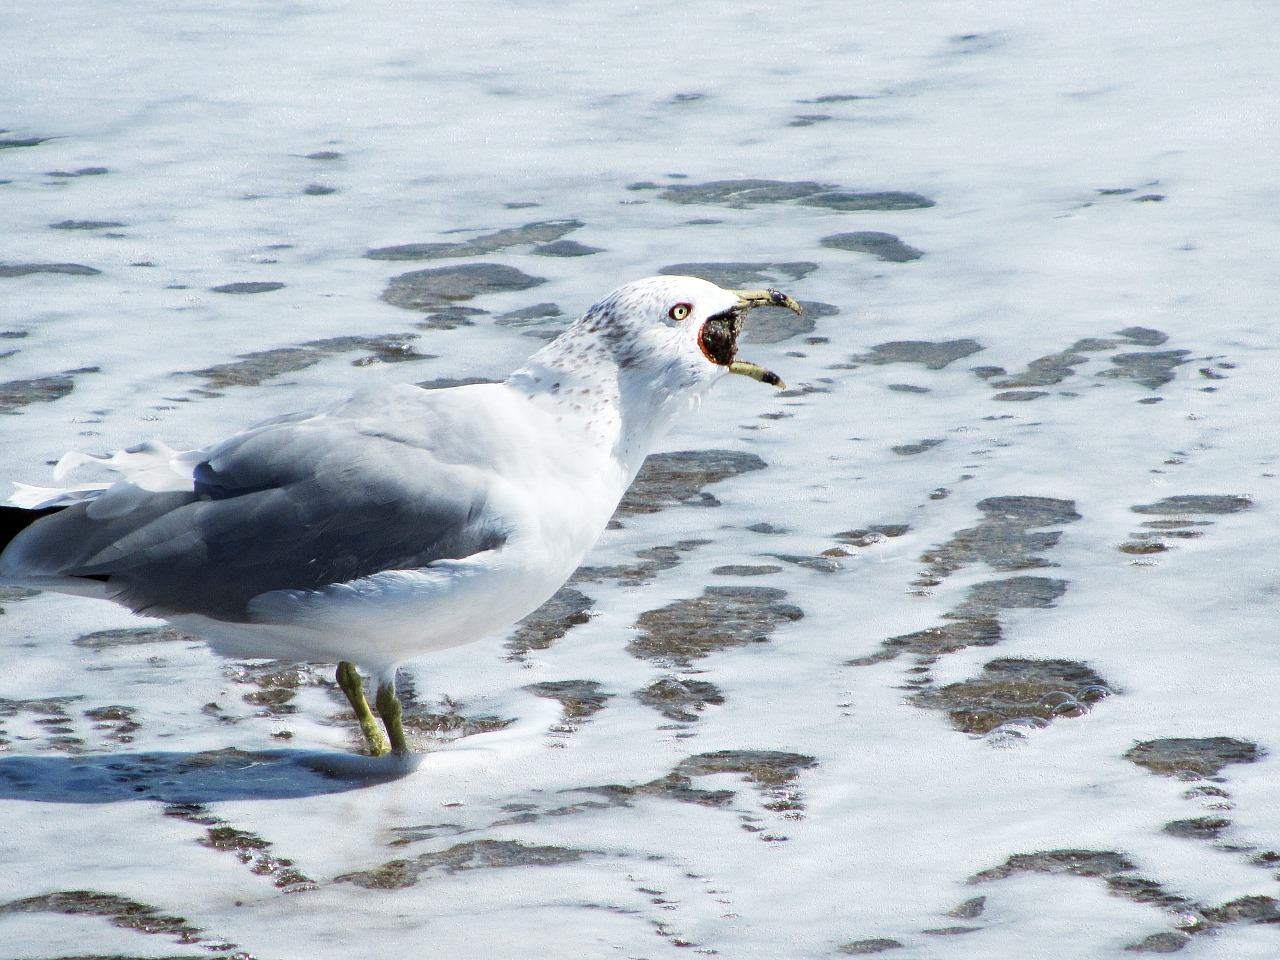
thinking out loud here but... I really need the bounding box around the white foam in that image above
[2,1,1278,956]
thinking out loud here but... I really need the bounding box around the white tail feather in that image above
[9,440,202,509]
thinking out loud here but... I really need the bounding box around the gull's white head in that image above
[564,275,800,394]
[509,275,803,470]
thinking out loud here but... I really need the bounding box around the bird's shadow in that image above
[0,747,421,804]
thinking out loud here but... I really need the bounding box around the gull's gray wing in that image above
[7,416,509,621]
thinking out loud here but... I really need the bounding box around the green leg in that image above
[336,661,390,757]
[375,674,409,756]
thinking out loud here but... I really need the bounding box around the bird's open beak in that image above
[698,288,802,389]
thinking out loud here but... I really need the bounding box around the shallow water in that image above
[3,1,1280,957]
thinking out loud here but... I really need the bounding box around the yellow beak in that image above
[721,288,803,389]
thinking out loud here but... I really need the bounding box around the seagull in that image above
[0,276,799,756]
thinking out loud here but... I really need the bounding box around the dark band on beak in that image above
[727,361,784,387]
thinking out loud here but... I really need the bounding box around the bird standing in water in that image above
[0,276,799,756]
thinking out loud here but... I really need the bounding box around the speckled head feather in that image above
[513,275,773,398]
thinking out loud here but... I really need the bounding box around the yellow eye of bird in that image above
[668,303,692,322]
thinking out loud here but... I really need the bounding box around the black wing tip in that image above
[0,505,66,553]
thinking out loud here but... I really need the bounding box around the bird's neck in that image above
[506,327,698,481]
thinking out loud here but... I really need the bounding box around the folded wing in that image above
[1,415,509,622]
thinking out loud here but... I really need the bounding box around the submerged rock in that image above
[417,375,500,390]
[83,704,141,744]
[948,896,987,919]
[578,771,737,809]
[367,220,582,261]
[182,334,430,389]
[851,339,983,369]
[1104,875,1197,913]
[629,586,803,665]
[381,263,546,310]
[505,586,594,657]
[1125,931,1192,952]
[1131,495,1252,516]
[46,166,110,176]
[530,239,603,257]
[1116,326,1170,346]
[185,348,316,387]
[617,449,766,515]
[572,540,709,586]
[559,751,819,824]
[1098,350,1191,389]
[771,553,845,573]
[0,372,78,413]
[920,496,1081,579]
[675,750,817,787]
[1201,896,1280,924]
[49,219,126,230]
[635,677,726,722]
[892,438,944,456]
[657,179,832,205]
[226,660,325,718]
[839,938,905,954]
[73,626,193,648]
[495,301,562,325]
[209,281,284,294]
[991,351,1090,388]
[524,680,613,720]
[951,576,1068,617]
[971,848,1280,947]
[166,802,315,892]
[799,94,868,103]
[1162,817,1231,841]
[0,889,207,946]
[0,262,101,277]
[1071,338,1122,352]
[799,190,935,211]
[1125,738,1262,777]
[848,618,1001,666]
[711,564,783,576]
[574,750,822,822]
[910,657,1111,734]
[414,306,486,330]
[833,524,910,547]
[337,840,591,889]
[821,231,923,262]
[970,849,1136,882]
[967,849,1280,947]
[0,137,52,149]
[0,695,86,753]
[656,179,934,210]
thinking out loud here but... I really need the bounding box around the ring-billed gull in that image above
[0,276,800,756]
